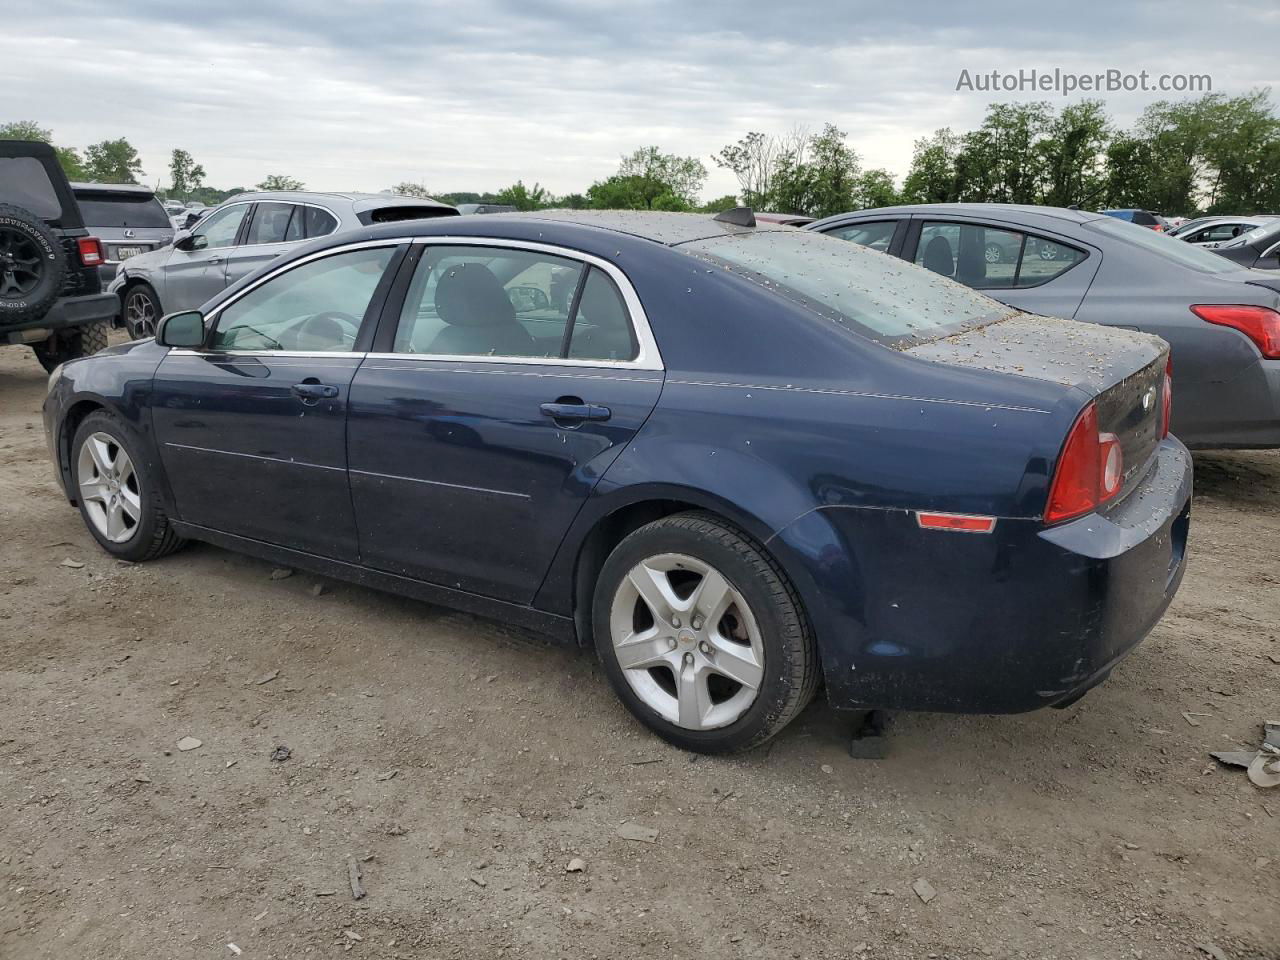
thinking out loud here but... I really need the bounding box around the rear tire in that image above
[33,320,110,372]
[123,282,161,340]
[69,409,185,562]
[592,511,818,753]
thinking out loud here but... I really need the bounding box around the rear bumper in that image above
[1175,357,1280,449]
[775,438,1193,714]
[2,293,118,343]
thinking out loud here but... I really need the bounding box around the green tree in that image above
[83,138,145,183]
[713,131,778,207]
[854,168,899,209]
[698,194,740,213]
[255,173,305,191]
[0,120,86,179]
[900,128,961,204]
[388,181,435,198]
[1038,100,1111,208]
[493,180,552,211]
[586,174,690,211]
[953,102,1053,203]
[616,146,707,207]
[168,148,206,198]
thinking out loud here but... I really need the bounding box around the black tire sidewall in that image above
[70,411,164,561]
[0,203,65,324]
[592,516,810,753]
[33,319,110,371]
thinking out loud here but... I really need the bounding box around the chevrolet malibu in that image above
[43,210,1191,753]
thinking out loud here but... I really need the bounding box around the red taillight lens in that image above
[77,237,104,267]
[1161,357,1172,438]
[1191,304,1280,359]
[1044,403,1125,525]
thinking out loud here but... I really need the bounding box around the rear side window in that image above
[244,202,294,245]
[74,192,171,229]
[568,268,637,361]
[680,229,1011,346]
[914,221,1085,290]
[0,157,62,219]
[826,220,897,252]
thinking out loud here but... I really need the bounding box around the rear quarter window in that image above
[0,156,62,219]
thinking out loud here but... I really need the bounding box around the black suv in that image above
[1,140,116,371]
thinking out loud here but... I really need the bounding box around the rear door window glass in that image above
[245,202,294,245]
[915,221,1084,290]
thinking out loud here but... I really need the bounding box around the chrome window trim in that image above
[194,235,664,371]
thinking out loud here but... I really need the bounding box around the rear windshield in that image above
[678,229,1012,345]
[365,205,458,224]
[74,192,172,229]
[1085,216,1236,273]
[0,156,63,219]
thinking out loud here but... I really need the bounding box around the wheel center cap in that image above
[677,629,697,645]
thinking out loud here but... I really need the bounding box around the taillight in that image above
[1161,356,1172,438]
[77,237,104,267]
[1044,403,1125,525]
[1191,304,1280,359]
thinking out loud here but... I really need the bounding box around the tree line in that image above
[5,88,1278,218]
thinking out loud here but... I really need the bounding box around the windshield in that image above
[1085,216,1236,273]
[678,229,1012,345]
[75,192,172,229]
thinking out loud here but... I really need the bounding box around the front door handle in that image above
[292,381,339,402]
[208,256,223,264]
[540,399,611,423]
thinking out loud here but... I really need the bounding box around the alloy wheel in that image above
[125,290,157,339]
[76,432,142,543]
[609,553,764,730]
[984,243,1002,264]
[0,227,43,300]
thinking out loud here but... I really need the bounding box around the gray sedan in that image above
[809,204,1280,449]
[109,191,457,338]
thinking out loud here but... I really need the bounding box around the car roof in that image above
[71,181,157,196]
[491,209,793,245]
[223,190,455,210]
[811,203,1110,230]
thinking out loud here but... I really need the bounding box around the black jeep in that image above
[1,140,116,371]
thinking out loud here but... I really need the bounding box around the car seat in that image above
[428,263,538,356]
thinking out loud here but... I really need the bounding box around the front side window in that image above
[212,246,396,351]
[826,220,897,252]
[679,229,1012,345]
[245,202,294,245]
[193,204,249,250]
[915,221,1084,290]
[394,246,636,361]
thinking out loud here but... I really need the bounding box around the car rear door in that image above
[900,216,1101,320]
[150,241,406,560]
[223,202,341,288]
[346,239,663,604]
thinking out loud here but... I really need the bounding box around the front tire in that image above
[70,410,185,562]
[123,282,161,340]
[592,512,818,753]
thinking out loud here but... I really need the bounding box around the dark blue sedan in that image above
[43,210,1191,753]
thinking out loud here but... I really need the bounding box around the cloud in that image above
[5,1,1277,198]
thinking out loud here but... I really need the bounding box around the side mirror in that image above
[174,232,206,252]
[156,311,206,348]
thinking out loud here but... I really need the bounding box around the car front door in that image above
[150,242,405,559]
[347,240,663,604]
[160,202,250,311]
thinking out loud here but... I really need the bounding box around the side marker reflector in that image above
[916,511,997,533]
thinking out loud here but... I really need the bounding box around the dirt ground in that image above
[1,340,1277,960]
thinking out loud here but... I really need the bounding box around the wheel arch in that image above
[56,398,109,502]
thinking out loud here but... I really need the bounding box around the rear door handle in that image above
[540,401,611,422]
[292,382,339,401]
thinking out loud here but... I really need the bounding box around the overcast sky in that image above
[9,1,1279,199]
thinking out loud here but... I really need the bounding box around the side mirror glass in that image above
[156,311,206,348]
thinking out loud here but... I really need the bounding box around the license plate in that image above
[115,245,146,260]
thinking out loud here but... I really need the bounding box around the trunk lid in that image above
[906,314,1168,494]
